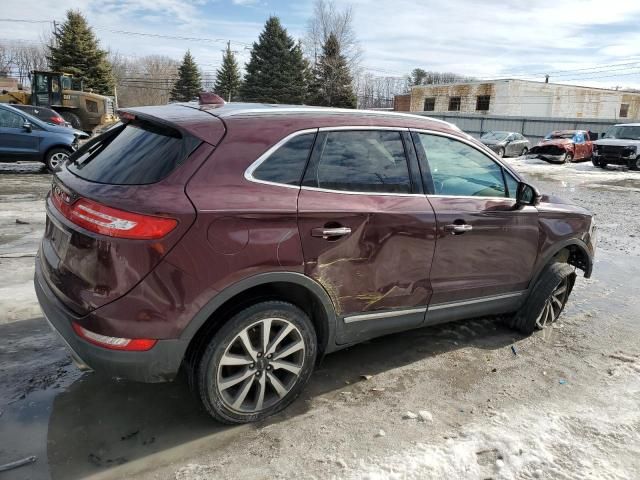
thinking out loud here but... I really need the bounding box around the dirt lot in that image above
[0,159,638,480]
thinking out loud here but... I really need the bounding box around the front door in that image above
[297,129,437,343]
[0,108,39,161]
[411,131,539,318]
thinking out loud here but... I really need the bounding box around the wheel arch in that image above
[529,239,593,290]
[181,272,337,377]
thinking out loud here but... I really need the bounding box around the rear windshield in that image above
[67,120,200,185]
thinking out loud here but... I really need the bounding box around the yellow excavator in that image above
[0,71,117,133]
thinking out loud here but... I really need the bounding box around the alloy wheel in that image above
[216,317,306,414]
[535,278,569,329]
[49,151,69,170]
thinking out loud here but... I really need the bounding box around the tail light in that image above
[50,116,65,125]
[72,322,157,351]
[51,191,177,240]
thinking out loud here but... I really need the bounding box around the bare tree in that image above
[354,72,409,109]
[304,0,362,71]
[110,53,179,107]
[0,41,49,86]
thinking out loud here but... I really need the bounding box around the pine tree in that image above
[240,17,308,104]
[309,33,356,108]
[214,42,242,102]
[170,51,202,102]
[47,10,114,95]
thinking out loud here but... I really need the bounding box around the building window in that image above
[620,104,629,118]
[476,95,491,111]
[423,97,436,111]
[448,97,461,111]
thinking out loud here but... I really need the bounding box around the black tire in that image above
[510,263,576,335]
[592,158,607,169]
[497,147,505,158]
[60,111,82,130]
[562,152,574,163]
[521,147,528,156]
[45,147,71,172]
[196,301,317,424]
[628,157,640,171]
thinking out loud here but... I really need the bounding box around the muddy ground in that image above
[0,159,638,480]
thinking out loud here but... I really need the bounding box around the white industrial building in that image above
[394,79,640,120]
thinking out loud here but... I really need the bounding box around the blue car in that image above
[0,103,88,171]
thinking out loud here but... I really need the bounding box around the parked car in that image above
[0,103,88,170]
[592,123,640,170]
[35,103,596,424]
[480,131,530,157]
[529,130,594,163]
[8,104,70,128]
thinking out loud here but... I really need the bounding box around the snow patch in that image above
[346,386,640,480]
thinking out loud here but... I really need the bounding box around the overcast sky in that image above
[2,0,640,88]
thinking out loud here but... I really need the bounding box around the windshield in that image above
[602,125,640,140]
[481,131,509,141]
[545,132,575,140]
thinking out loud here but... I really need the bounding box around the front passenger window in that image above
[0,110,24,129]
[416,133,507,197]
[306,130,411,194]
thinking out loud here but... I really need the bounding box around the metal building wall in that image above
[415,112,634,143]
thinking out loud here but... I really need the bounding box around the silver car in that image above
[480,131,531,158]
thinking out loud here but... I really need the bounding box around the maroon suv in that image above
[35,103,596,423]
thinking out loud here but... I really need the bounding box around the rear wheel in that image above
[45,148,71,171]
[628,157,640,171]
[520,147,528,156]
[510,263,576,335]
[196,301,317,424]
[60,111,82,130]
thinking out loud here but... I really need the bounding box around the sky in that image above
[2,0,640,89]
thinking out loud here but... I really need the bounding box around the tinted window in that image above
[307,130,411,194]
[252,133,315,185]
[67,120,200,185]
[0,109,24,128]
[417,134,507,197]
[504,170,519,199]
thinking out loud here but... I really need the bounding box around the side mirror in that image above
[515,181,540,207]
[23,122,32,133]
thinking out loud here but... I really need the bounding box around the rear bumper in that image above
[34,255,187,383]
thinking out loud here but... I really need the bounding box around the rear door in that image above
[297,128,437,343]
[412,130,539,319]
[0,108,40,160]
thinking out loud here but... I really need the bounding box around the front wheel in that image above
[520,147,528,156]
[497,147,505,158]
[510,263,576,335]
[628,157,640,171]
[562,152,574,163]
[196,301,317,424]
[59,111,82,130]
[45,148,71,171]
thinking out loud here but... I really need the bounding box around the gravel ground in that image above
[0,159,638,480]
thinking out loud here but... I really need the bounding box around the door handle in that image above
[311,227,352,239]
[444,224,473,235]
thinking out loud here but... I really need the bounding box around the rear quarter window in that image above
[67,120,200,185]
[251,132,316,186]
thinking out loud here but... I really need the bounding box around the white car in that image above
[592,123,640,170]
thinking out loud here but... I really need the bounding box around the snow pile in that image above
[506,156,640,183]
[346,395,640,480]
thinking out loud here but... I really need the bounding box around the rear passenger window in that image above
[416,133,507,197]
[252,133,315,185]
[67,120,200,185]
[305,130,411,194]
